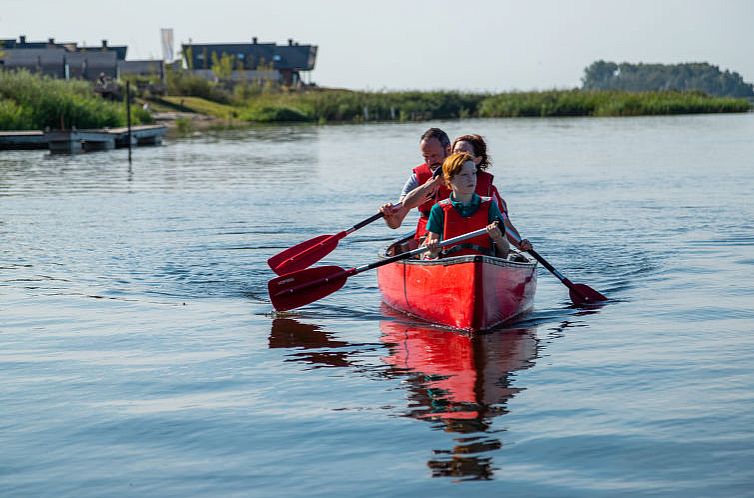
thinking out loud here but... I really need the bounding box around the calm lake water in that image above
[2,113,754,497]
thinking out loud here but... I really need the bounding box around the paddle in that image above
[528,248,607,305]
[505,228,607,306]
[268,226,491,311]
[269,170,444,276]
[267,212,384,275]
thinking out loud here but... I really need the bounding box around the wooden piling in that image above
[126,81,132,163]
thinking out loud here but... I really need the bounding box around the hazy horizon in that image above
[2,0,752,92]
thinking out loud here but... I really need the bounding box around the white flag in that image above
[160,28,174,61]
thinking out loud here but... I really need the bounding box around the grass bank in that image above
[163,87,751,124]
[0,70,151,130]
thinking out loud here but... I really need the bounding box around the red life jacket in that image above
[439,196,494,257]
[412,163,438,218]
[412,164,497,239]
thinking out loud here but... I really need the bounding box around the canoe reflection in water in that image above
[380,317,538,480]
[268,318,359,369]
[268,315,539,480]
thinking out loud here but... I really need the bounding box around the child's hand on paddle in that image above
[422,232,440,259]
[486,221,505,243]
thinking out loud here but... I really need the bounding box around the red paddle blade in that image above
[267,232,345,275]
[268,265,350,311]
[569,283,608,306]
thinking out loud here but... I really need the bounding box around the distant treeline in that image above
[582,61,754,98]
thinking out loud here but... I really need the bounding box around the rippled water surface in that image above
[2,114,754,497]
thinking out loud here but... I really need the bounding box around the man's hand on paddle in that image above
[400,174,443,211]
[380,203,405,229]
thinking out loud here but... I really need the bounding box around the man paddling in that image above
[380,128,451,239]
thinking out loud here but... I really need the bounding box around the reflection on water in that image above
[380,318,538,480]
[268,312,542,481]
[269,318,354,368]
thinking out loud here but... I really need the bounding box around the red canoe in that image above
[377,235,537,332]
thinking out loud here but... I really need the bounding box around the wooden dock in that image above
[0,125,167,153]
[0,130,47,150]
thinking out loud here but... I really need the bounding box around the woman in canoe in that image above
[450,134,531,251]
[451,134,506,211]
[423,152,529,259]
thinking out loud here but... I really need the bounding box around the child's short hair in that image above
[442,152,474,185]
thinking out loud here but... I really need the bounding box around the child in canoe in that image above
[423,152,529,259]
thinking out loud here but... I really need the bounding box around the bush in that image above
[165,68,232,104]
[0,98,34,130]
[239,105,310,122]
[0,70,148,130]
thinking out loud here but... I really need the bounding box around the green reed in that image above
[478,89,751,117]
[0,70,149,130]
[233,89,750,123]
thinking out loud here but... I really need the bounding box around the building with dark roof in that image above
[181,37,317,86]
[1,36,126,59]
[0,35,161,82]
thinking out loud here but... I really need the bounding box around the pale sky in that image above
[2,0,752,91]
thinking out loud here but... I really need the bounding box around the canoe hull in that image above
[377,239,537,332]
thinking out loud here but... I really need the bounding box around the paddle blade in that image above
[268,265,350,311]
[267,232,345,275]
[568,283,608,306]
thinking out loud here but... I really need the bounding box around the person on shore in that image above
[423,152,509,259]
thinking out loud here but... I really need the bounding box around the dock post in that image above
[126,81,132,163]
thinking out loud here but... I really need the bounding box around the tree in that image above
[211,52,234,81]
[581,61,754,97]
[581,60,618,89]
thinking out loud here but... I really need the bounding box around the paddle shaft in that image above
[281,212,384,265]
[347,212,384,234]
[270,227,490,300]
[526,248,572,285]
[504,225,573,283]
[504,226,601,303]
[352,226,489,274]
[268,212,385,275]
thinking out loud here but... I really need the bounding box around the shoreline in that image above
[145,89,753,133]
[147,100,753,140]
[2,76,751,141]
